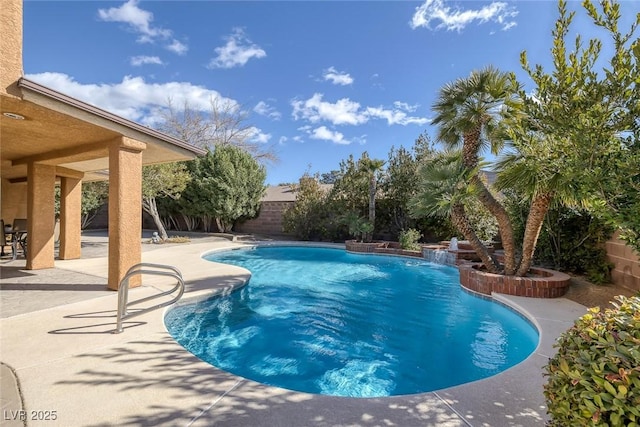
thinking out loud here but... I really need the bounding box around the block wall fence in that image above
[235,201,293,236]
[606,233,640,293]
[83,199,639,293]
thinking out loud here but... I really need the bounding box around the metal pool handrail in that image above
[114,263,185,334]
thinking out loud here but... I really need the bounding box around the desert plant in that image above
[398,228,422,251]
[341,212,373,242]
[544,295,640,426]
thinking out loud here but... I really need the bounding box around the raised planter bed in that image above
[345,240,386,253]
[458,263,571,298]
[345,240,423,258]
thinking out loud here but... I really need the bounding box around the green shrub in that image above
[505,196,614,284]
[544,295,640,426]
[283,175,334,241]
[398,228,422,251]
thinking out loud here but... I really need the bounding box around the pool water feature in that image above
[165,246,538,397]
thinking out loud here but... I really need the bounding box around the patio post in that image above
[59,175,82,259]
[26,162,56,269]
[108,136,146,290]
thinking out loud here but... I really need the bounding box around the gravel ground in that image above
[563,275,637,309]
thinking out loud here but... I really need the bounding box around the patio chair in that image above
[11,218,27,260]
[0,220,9,256]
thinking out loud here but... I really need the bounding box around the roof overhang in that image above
[1,78,205,182]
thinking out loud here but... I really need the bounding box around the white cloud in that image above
[410,0,518,32]
[166,39,188,55]
[248,127,272,144]
[308,126,351,145]
[98,0,168,39]
[130,55,164,66]
[323,67,354,86]
[291,93,367,126]
[291,93,429,127]
[207,28,266,69]
[502,21,517,31]
[254,101,282,120]
[26,72,238,128]
[393,101,419,112]
[366,104,430,126]
[98,0,188,54]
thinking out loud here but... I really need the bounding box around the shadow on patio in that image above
[55,334,466,427]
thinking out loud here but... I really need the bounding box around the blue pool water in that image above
[165,246,538,397]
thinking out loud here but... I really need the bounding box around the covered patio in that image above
[0,0,204,290]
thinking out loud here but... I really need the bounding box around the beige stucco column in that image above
[0,0,23,98]
[59,176,82,260]
[26,162,56,269]
[108,136,146,290]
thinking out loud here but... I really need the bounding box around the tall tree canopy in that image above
[157,98,279,164]
[432,66,520,274]
[142,162,191,240]
[506,0,639,254]
[195,145,267,232]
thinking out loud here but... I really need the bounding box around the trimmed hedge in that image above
[544,296,640,426]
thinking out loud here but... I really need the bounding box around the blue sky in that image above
[22,0,638,184]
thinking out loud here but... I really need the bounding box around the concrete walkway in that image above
[0,234,589,426]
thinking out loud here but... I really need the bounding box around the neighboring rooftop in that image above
[261,183,332,202]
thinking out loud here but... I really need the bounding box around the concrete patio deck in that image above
[0,232,589,426]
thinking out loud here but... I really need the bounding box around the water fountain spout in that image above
[449,237,458,251]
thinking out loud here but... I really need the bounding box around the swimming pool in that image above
[165,245,538,397]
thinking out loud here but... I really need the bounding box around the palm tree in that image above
[359,156,385,242]
[409,150,501,273]
[340,211,373,242]
[495,132,579,276]
[432,66,520,275]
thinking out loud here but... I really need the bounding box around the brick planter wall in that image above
[374,247,424,258]
[345,240,424,258]
[345,240,386,253]
[458,263,571,298]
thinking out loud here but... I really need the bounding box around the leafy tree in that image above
[382,145,417,232]
[378,132,447,241]
[142,163,191,240]
[501,0,640,273]
[329,154,369,215]
[173,153,217,231]
[282,174,332,240]
[206,145,266,232]
[81,181,108,229]
[328,152,384,242]
[319,170,341,184]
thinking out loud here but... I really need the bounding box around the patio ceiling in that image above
[1,78,205,183]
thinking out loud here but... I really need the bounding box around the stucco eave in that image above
[17,78,206,159]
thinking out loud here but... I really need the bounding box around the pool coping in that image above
[0,240,588,426]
